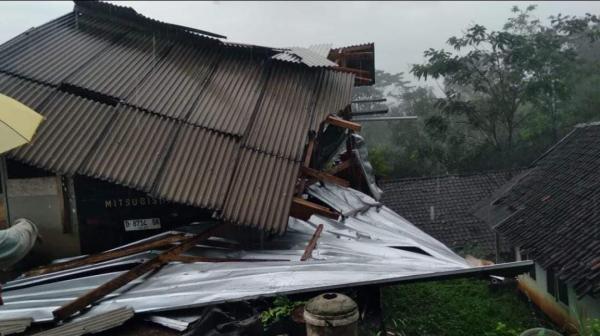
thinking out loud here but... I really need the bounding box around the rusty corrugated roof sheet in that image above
[0,1,356,233]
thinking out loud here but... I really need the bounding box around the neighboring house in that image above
[380,170,520,260]
[473,122,600,325]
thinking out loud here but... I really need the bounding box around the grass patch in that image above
[381,278,545,336]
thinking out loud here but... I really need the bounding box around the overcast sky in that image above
[1,1,599,84]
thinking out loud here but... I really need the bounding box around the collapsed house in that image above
[0,0,376,258]
[473,122,600,325]
[0,1,532,334]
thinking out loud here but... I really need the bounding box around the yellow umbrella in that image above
[0,94,44,154]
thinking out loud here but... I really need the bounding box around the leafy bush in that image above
[259,296,305,327]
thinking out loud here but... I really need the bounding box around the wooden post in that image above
[301,224,324,261]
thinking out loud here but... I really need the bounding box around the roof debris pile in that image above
[0,182,531,334]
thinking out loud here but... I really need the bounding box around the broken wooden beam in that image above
[301,224,324,261]
[334,66,372,77]
[290,197,339,221]
[326,115,361,132]
[303,138,315,168]
[52,224,223,321]
[25,233,187,278]
[300,166,350,187]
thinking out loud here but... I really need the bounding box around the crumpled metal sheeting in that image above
[126,41,221,119]
[187,49,266,136]
[272,44,336,68]
[11,91,117,175]
[82,106,179,192]
[0,14,129,86]
[0,73,54,111]
[243,63,318,160]
[351,134,383,200]
[221,149,299,233]
[153,125,239,210]
[307,181,379,216]
[64,31,173,99]
[0,186,469,323]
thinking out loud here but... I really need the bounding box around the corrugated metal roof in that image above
[153,125,239,209]
[12,91,117,175]
[243,63,318,160]
[187,49,266,135]
[82,106,179,191]
[0,1,356,234]
[0,14,129,85]
[0,72,54,109]
[65,31,173,99]
[221,149,299,233]
[126,40,221,119]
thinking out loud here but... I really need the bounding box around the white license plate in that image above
[124,218,161,231]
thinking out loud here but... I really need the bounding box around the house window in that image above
[546,267,569,306]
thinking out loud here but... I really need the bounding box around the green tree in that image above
[411,5,599,151]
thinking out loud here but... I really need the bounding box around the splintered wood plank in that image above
[326,115,362,132]
[25,233,187,277]
[290,197,339,221]
[300,166,350,187]
[52,224,223,321]
[301,224,324,261]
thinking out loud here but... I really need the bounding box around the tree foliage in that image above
[360,5,600,179]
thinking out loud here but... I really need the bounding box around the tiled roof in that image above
[0,1,356,234]
[380,171,520,257]
[478,123,600,298]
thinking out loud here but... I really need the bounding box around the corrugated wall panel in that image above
[127,41,221,119]
[11,91,116,174]
[221,149,299,233]
[153,125,239,209]
[187,50,265,135]
[1,15,129,85]
[243,64,317,160]
[82,106,178,191]
[0,73,54,109]
[65,32,172,99]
